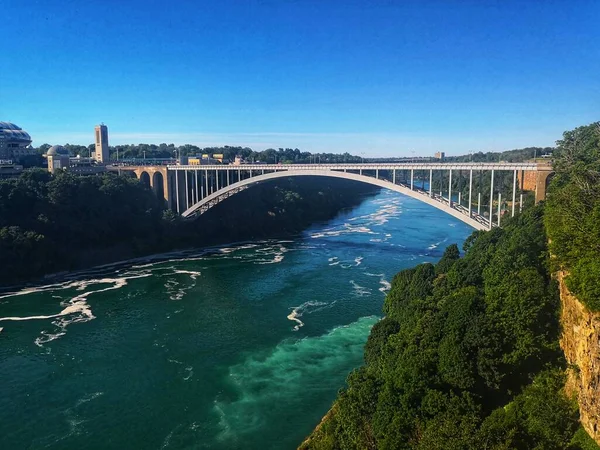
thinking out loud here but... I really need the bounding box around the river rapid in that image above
[0,190,472,449]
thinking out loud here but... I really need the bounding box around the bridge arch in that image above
[152,171,165,200]
[138,171,151,188]
[181,169,489,230]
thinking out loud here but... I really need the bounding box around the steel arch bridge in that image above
[153,162,552,231]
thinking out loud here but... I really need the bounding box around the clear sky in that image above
[2,0,599,156]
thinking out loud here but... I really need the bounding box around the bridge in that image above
[114,162,553,231]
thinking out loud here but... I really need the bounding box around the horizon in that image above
[2,0,599,156]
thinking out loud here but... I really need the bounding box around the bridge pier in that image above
[468,169,473,218]
[489,169,494,230]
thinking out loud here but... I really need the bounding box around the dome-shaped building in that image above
[46,145,70,157]
[46,145,71,173]
[0,122,33,161]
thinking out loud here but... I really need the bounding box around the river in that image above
[0,189,472,449]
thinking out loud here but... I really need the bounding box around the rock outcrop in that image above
[559,271,600,444]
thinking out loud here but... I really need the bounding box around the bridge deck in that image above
[167,162,540,171]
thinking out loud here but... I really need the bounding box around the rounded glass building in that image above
[0,122,33,161]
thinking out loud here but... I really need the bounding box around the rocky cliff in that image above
[559,271,600,444]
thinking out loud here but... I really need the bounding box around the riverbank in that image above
[0,172,379,289]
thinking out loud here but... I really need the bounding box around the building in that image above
[46,145,106,175]
[0,161,24,178]
[46,145,71,173]
[434,151,445,160]
[94,124,109,163]
[0,122,35,162]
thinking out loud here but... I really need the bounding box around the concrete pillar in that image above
[195,170,199,202]
[458,192,461,206]
[205,169,209,198]
[478,192,481,215]
[520,193,523,213]
[468,169,473,218]
[227,170,230,186]
[216,170,219,191]
[429,169,433,197]
[489,169,494,230]
[497,192,502,227]
[376,169,379,180]
[449,169,453,207]
[393,169,396,184]
[165,171,172,209]
[512,169,517,217]
[410,169,414,190]
[185,170,189,209]
[175,170,180,214]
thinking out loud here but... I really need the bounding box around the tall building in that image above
[434,151,446,160]
[0,122,34,162]
[94,124,109,163]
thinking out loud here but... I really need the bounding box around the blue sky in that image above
[2,0,599,156]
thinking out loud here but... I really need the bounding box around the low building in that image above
[0,160,24,178]
[46,145,106,174]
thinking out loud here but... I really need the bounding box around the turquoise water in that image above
[0,190,472,449]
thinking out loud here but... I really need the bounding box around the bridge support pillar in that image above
[468,169,473,218]
[185,170,189,210]
[393,169,396,184]
[429,169,432,197]
[448,169,453,207]
[498,192,502,227]
[410,169,414,190]
[489,170,494,229]
[534,166,553,204]
[512,169,517,217]
[205,170,209,198]
[520,193,523,212]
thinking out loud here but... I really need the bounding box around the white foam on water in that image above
[164,269,202,301]
[286,300,333,331]
[350,280,371,297]
[173,269,201,279]
[183,367,193,381]
[379,278,392,293]
[309,223,376,239]
[354,257,363,266]
[75,392,104,407]
[254,252,285,265]
[427,237,448,250]
[364,272,384,277]
[0,273,149,347]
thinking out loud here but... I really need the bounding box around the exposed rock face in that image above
[559,271,600,444]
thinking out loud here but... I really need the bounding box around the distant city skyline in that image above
[2,0,598,156]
